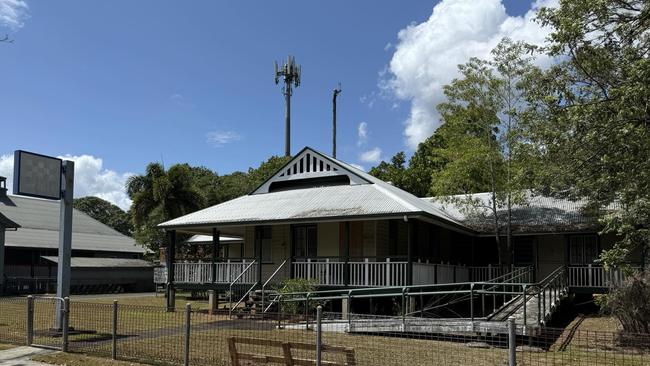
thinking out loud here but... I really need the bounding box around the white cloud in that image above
[206,130,242,147]
[0,153,133,210]
[0,0,28,30]
[385,0,558,149]
[169,93,194,108]
[357,122,368,146]
[359,147,382,164]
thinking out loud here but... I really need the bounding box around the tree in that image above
[127,163,206,253]
[369,152,409,189]
[427,39,536,266]
[73,196,132,236]
[523,0,650,267]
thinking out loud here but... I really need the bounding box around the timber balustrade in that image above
[291,257,516,287]
[567,264,640,289]
[166,258,535,288]
[172,260,258,284]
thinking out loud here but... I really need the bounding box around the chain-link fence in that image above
[1,296,650,365]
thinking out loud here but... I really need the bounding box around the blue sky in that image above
[0,0,549,209]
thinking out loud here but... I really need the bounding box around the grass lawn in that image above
[2,295,649,366]
[75,293,214,312]
[32,352,150,366]
[0,343,16,351]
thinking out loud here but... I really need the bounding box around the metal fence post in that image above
[62,297,70,352]
[184,303,191,366]
[521,285,527,331]
[112,300,118,360]
[305,293,311,331]
[316,305,322,366]
[26,295,34,346]
[508,316,516,366]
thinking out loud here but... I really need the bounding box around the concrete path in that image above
[0,346,56,366]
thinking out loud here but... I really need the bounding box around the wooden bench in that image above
[228,337,356,366]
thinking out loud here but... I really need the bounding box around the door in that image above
[292,225,317,259]
[569,235,599,265]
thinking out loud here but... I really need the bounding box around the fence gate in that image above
[27,296,69,351]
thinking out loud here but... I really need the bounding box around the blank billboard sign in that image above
[13,150,63,200]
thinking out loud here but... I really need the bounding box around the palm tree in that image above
[127,163,206,253]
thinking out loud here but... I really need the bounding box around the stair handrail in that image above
[228,260,257,316]
[230,281,259,317]
[261,259,288,313]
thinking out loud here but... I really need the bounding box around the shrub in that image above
[601,271,650,334]
[274,278,324,316]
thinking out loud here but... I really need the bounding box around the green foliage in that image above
[274,278,322,316]
[523,0,650,266]
[73,196,132,236]
[600,272,650,334]
[126,156,291,253]
[127,163,206,253]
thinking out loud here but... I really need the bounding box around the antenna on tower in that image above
[275,55,302,157]
[332,83,342,158]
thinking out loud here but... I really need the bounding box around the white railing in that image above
[349,259,407,287]
[568,265,639,288]
[293,259,346,286]
[292,258,408,287]
[173,261,257,284]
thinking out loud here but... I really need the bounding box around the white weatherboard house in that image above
[159,147,640,311]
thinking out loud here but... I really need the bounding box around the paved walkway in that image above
[0,346,55,366]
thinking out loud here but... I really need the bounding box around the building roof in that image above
[159,147,614,236]
[185,234,244,245]
[424,192,618,235]
[0,195,145,254]
[41,256,153,268]
[0,211,20,229]
[159,147,466,233]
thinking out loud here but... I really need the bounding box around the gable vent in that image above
[280,153,338,177]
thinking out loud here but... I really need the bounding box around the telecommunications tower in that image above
[274,55,301,157]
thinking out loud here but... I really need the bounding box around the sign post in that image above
[55,160,74,329]
[13,150,74,330]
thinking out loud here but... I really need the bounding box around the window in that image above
[255,227,273,263]
[569,235,598,265]
[514,238,535,265]
[292,225,317,258]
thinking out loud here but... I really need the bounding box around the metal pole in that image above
[305,293,310,331]
[112,300,118,360]
[508,316,516,366]
[316,305,323,366]
[62,297,70,352]
[522,285,527,331]
[0,230,5,295]
[56,161,74,329]
[332,86,341,158]
[470,283,474,330]
[184,303,191,366]
[285,83,291,157]
[27,295,34,346]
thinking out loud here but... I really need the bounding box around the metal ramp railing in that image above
[487,266,568,329]
[275,265,539,329]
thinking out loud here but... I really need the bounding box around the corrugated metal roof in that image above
[160,147,464,230]
[425,192,618,234]
[41,256,153,268]
[0,195,145,254]
[185,234,243,244]
[0,211,19,229]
